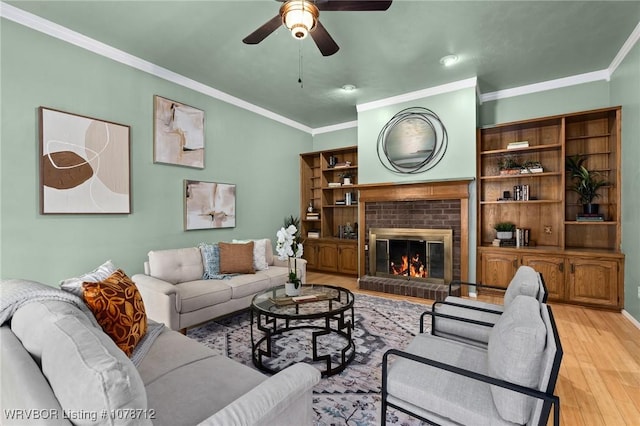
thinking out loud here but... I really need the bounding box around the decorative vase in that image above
[583,203,599,215]
[496,231,513,240]
[285,282,300,297]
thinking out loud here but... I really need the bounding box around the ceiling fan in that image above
[242,0,392,57]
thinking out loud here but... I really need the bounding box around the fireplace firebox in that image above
[369,228,452,284]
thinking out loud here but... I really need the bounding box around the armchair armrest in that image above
[448,280,508,295]
[419,309,496,334]
[382,349,559,426]
[131,274,181,330]
[197,363,320,426]
[433,300,504,316]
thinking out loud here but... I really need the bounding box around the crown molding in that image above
[356,77,478,113]
[311,121,357,136]
[480,70,610,103]
[609,20,640,76]
[0,2,313,134]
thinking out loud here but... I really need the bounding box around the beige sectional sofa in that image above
[1,280,320,426]
[132,239,306,332]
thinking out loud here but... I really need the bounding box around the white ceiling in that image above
[3,1,640,130]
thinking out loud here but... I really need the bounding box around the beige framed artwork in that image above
[154,95,205,168]
[39,107,131,214]
[184,180,236,230]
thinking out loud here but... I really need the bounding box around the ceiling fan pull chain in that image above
[298,40,304,88]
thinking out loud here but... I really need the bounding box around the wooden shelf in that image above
[477,106,623,310]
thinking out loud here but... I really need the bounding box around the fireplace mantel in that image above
[357,179,473,288]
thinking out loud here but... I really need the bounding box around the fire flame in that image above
[390,254,428,278]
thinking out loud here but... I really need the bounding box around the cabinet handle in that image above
[559,262,564,273]
[570,263,575,274]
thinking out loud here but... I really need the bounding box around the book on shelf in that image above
[332,161,352,168]
[520,167,544,174]
[515,228,530,247]
[507,141,529,150]
[307,231,320,239]
[576,214,604,221]
[328,182,342,187]
[492,238,516,247]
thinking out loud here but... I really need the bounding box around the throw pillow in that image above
[59,259,117,297]
[232,238,269,271]
[218,241,256,274]
[199,242,224,279]
[82,269,148,357]
[487,295,546,424]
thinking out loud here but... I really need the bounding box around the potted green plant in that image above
[498,154,521,175]
[494,222,516,239]
[565,155,609,215]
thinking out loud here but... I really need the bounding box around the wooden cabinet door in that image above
[337,243,358,275]
[521,255,565,301]
[303,241,318,270]
[481,251,519,289]
[568,258,619,308]
[317,243,338,272]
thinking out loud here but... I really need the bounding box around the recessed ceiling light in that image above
[341,84,356,91]
[439,55,459,67]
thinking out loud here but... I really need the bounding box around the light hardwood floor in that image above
[307,271,640,426]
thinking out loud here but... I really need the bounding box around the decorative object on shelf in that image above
[520,161,544,174]
[565,155,609,215]
[494,222,516,240]
[276,216,304,296]
[39,107,131,214]
[307,201,314,213]
[377,107,448,174]
[497,153,521,175]
[328,155,337,168]
[184,180,236,230]
[154,95,204,169]
[339,171,353,185]
[507,141,529,150]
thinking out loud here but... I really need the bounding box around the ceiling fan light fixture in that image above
[282,1,319,40]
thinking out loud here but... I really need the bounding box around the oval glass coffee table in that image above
[250,284,355,377]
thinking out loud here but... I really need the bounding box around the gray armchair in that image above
[382,295,563,425]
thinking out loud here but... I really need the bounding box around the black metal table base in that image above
[251,307,355,377]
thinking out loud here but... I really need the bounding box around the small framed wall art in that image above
[39,107,131,214]
[154,95,205,168]
[184,180,236,230]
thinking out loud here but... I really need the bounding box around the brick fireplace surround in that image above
[357,179,472,300]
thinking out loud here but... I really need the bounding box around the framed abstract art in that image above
[184,180,236,230]
[39,107,131,214]
[154,95,205,168]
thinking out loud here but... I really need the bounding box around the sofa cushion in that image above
[224,273,272,299]
[148,247,204,284]
[488,295,546,424]
[59,259,117,297]
[175,280,233,313]
[503,266,539,307]
[199,242,224,279]
[82,269,148,357]
[233,238,270,271]
[219,241,255,274]
[387,333,512,426]
[11,301,149,426]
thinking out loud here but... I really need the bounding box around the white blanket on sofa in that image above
[0,278,164,366]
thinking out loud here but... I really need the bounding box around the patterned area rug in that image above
[188,293,431,425]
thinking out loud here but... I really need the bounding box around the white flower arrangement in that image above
[276,224,303,288]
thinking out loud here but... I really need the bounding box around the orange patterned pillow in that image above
[82,269,147,357]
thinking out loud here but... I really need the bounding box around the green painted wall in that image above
[313,126,357,152]
[0,20,312,285]
[611,41,640,322]
[479,81,611,126]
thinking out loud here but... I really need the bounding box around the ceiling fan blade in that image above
[310,21,339,56]
[242,14,282,45]
[316,0,392,12]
